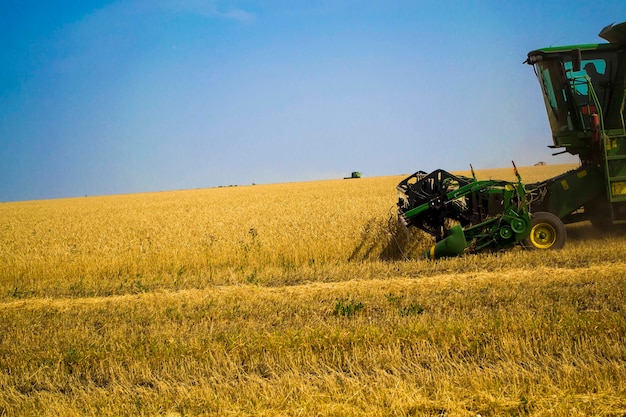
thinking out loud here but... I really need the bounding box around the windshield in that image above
[535,60,576,134]
[536,51,619,136]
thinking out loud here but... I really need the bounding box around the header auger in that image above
[398,21,626,259]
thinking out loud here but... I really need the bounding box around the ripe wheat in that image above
[3,163,626,416]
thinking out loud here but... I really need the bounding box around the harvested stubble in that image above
[2,163,626,416]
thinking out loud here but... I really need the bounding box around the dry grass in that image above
[4,162,626,416]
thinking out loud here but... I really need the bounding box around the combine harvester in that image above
[397,21,626,259]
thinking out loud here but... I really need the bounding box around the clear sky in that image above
[1,1,624,201]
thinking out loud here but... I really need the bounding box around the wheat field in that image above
[2,163,626,416]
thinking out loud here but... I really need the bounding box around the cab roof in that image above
[599,21,626,44]
[526,21,626,60]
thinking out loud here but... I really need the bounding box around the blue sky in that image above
[1,1,624,201]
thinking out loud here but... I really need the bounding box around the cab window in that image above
[564,59,607,96]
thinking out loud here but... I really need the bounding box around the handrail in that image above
[619,88,626,135]
[567,72,605,134]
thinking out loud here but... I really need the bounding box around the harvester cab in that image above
[397,21,626,259]
[525,22,626,166]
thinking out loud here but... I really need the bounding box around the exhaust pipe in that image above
[424,225,467,259]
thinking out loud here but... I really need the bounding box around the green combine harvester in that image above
[397,21,626,259]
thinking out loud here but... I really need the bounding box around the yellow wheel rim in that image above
[530,222,557,249]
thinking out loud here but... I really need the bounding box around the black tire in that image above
[585,197,613,231]
[522,211,566,250]
[586,200,626,234]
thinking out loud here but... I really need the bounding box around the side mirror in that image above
[571,49,582,72]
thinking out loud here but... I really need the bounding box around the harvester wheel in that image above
[585,197,613,232]
[522,212,566,250]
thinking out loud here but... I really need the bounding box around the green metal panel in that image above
[603,132,626,222]
[531,43,604,54]
[545,166,605,218]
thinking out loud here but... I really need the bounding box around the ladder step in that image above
[604,135,626,221]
